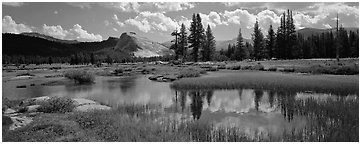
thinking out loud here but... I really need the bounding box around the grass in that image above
[296,64,358,75]
[170,71,358,95]
[3,97,358,142]
[64,70,95,84]
[177,68,206,78]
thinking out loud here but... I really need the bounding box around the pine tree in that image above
[286,10,297,59]
[349,30,359,57]
[188,13,205,62]
[233,28,245,60]
[171,28,181,59]
[202,24,216,61]
[339,26,350,58]
[179,23,188,61]
[48,57,53,65]
[90,53,95,65]
[266,24,275,59]
[276,12,286,59]
[252,19,265,60]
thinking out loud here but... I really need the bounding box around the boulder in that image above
[73,98,98,107]
[74,104,111,112]
[148,75,163,80]
[9,116,33,130]
[4,108,17,114]
[26,105,41,113]
[162,75,178,81]
[20,96,50,107]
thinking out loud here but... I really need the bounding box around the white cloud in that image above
[101,2,140,13]
[54,11,58,14]
[305,3,359,17]
[153,2,195,12]
[42,24,67,39]
[42,24,103,42]
[323,24,332,29]
[2,15,32,34]
[199,11,226,29]
[69,24,103,42]
[100,2,194,13]
[112,14,125,27]
[125,11,178,32]
[222,9,257,29]
[113,28,118,32]
[3,2,24,7]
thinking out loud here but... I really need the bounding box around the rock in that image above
[149,75,163,80]
[73,98,98,107]
[4,108,17,114]
[74,104,111,112]
[9,116,33,130]
[20,96,50,106]
[16,85,26,88]
[26,105,41,113]
[163,75,177,81]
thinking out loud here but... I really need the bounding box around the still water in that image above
[2,74,358,140]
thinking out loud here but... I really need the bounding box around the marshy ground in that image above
[2,58,359,142]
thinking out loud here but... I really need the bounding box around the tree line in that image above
[171,10,358,62]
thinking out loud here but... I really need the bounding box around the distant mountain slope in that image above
[20,32,80,44]
[216,38,252,51]
[3,32,172,58]
[115,32,174,57]
[296,27,359,38]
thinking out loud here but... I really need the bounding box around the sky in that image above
[2,2,359,42]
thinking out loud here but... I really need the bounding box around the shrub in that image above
[114,68,124,74]
[251,64,265,71]
[178,68,206,78]
[280,67,295,72]
[37,97,75,113]
[64,70,95,84]
[241,65,252,70]
[229,65,241,70]
[268,67,277,71]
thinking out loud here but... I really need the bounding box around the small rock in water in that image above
[26,105,41,113]
[16,85,26,88]
[148,75,163,80]
[73,98,98,107]
[4,108,17,114]
[74,104,111,112]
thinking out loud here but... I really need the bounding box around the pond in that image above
[2,73,358,141]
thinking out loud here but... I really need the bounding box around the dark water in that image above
[2,74,358,140]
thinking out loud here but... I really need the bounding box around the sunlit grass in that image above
[171,71,358,95]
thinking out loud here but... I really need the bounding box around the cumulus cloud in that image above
[3,2,24,7]
[199,11,226,29]
[2,15,32,34]
[100,2,194,13]
[125,11,178,32]
[42,24,103,42]
[222,9,257,29]
[153,2,195,12]
[42,24,67,39]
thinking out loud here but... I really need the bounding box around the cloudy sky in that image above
[2,2,359,42]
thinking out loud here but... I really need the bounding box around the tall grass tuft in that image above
[64,70,95,84]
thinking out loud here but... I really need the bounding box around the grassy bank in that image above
[3,99,358,142]
[170,71,358,95]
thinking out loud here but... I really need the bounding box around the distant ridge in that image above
[20,32,80,44]
[296,27,359,38]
